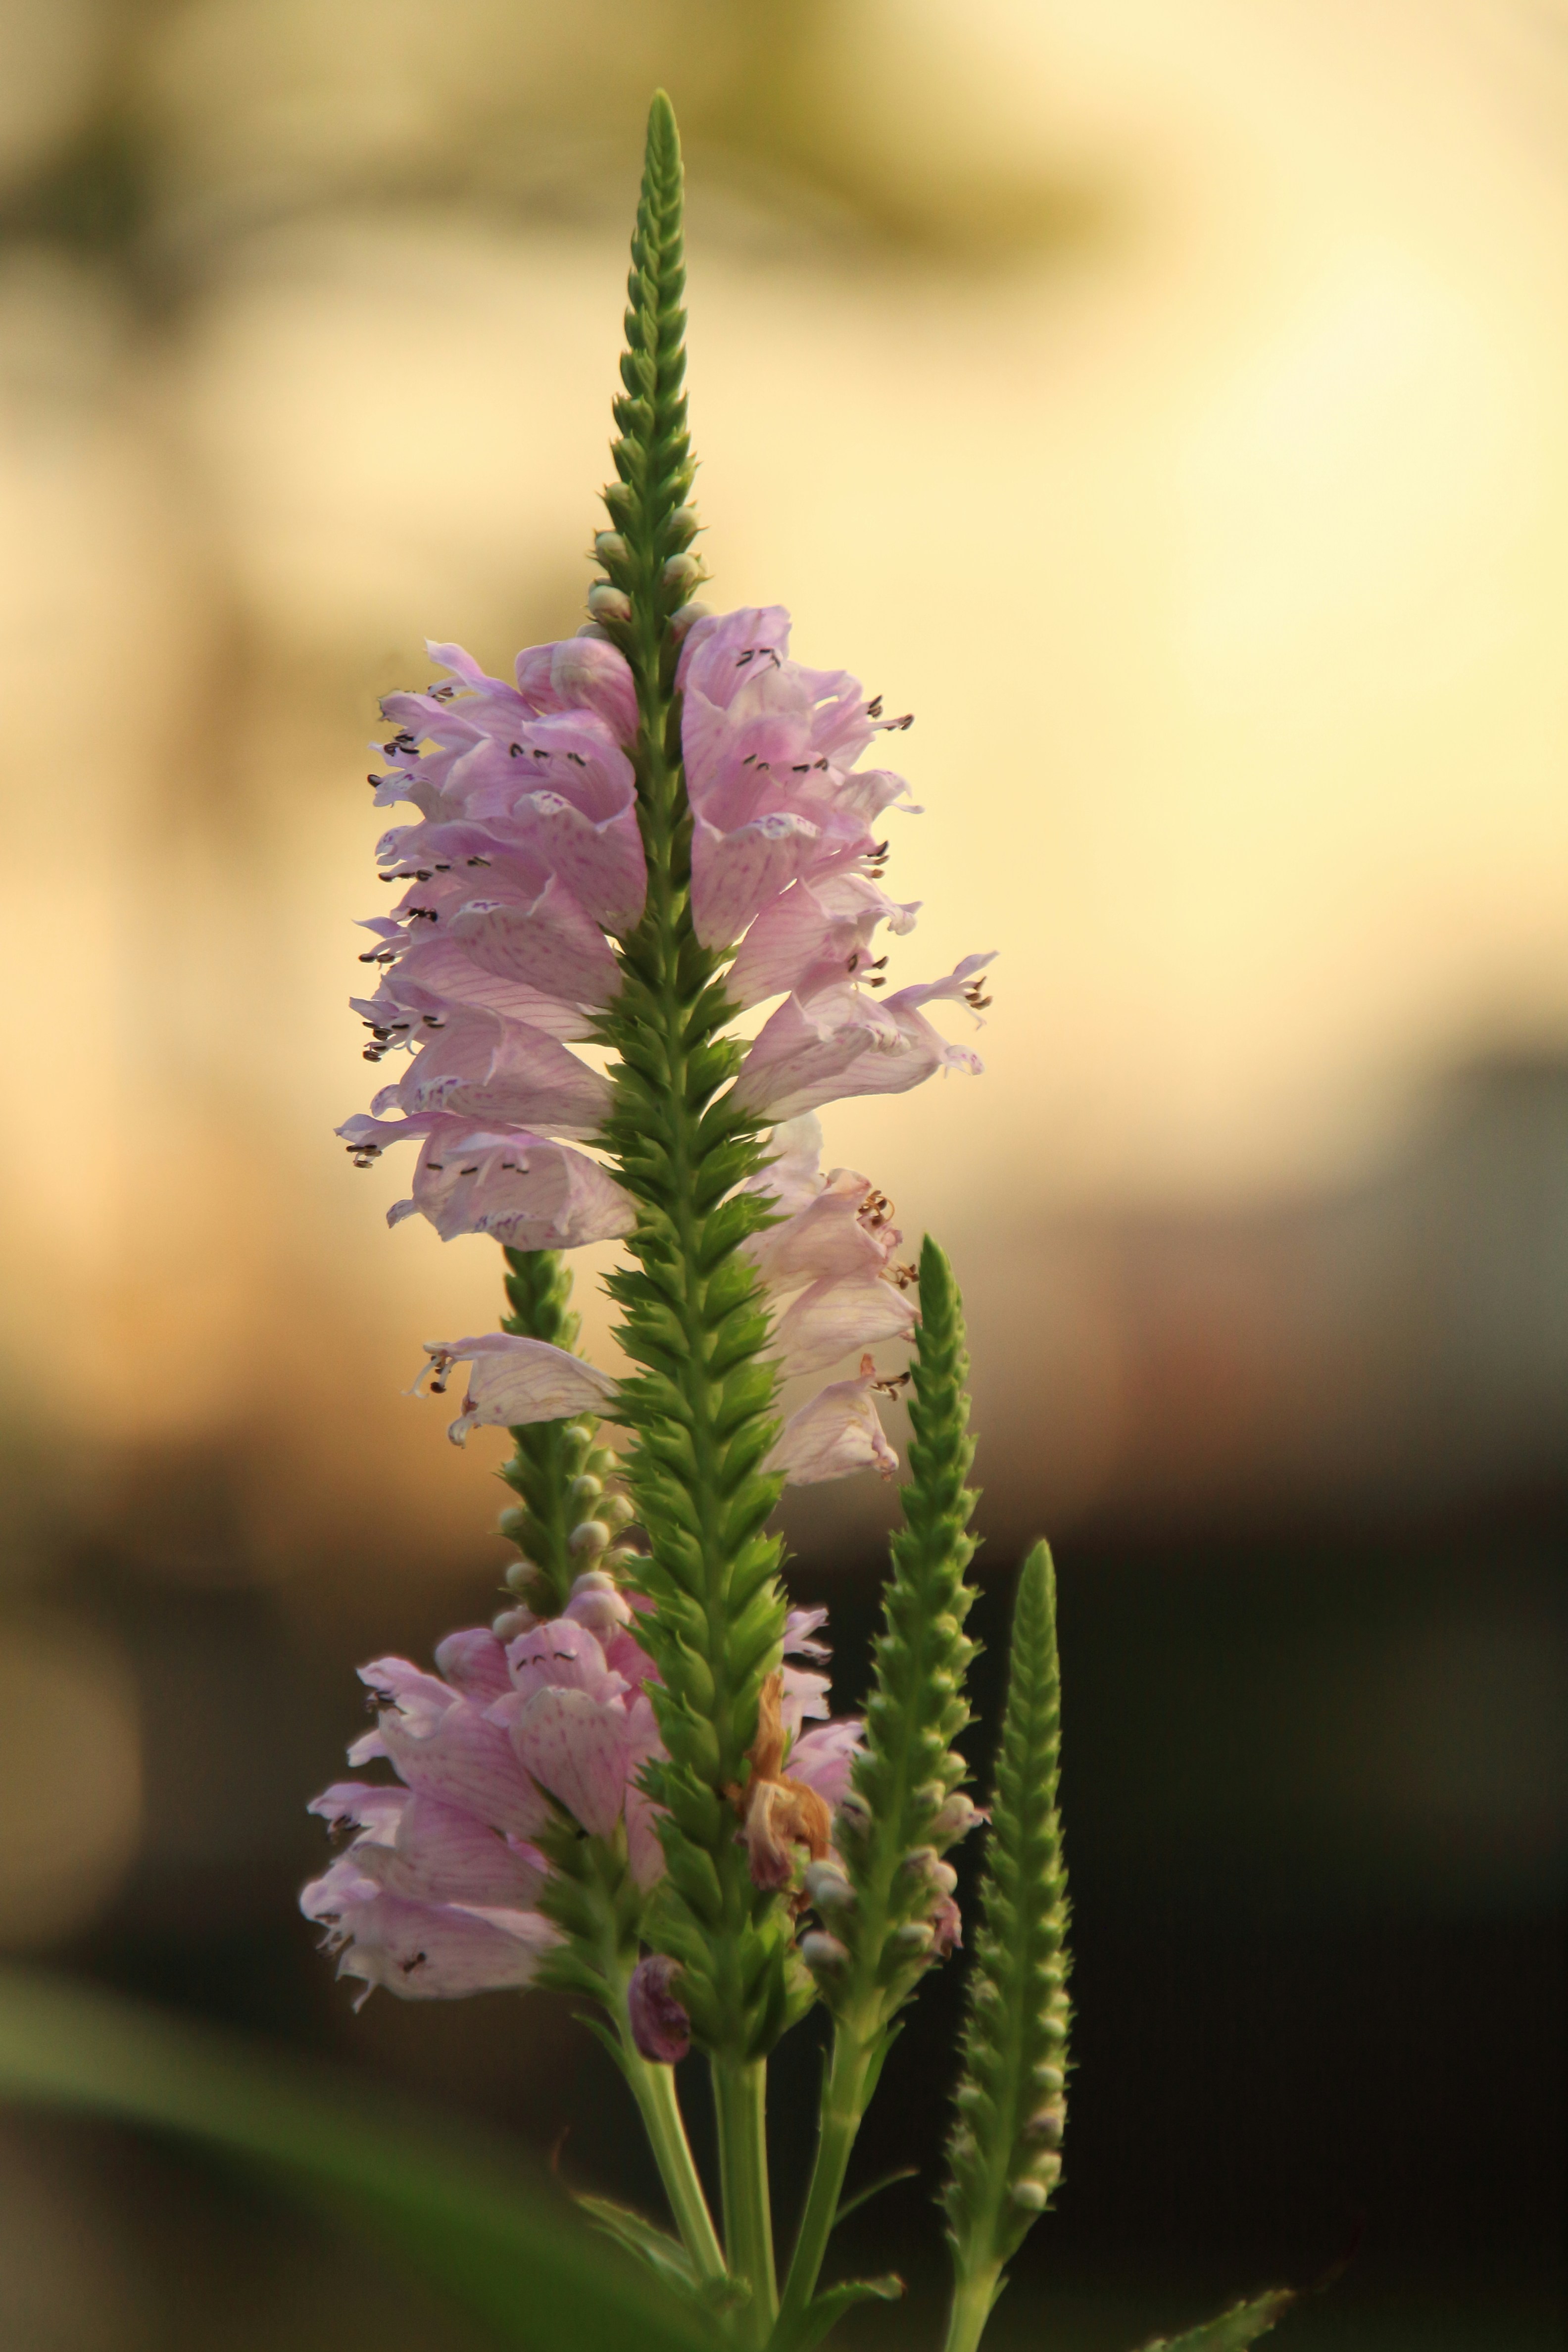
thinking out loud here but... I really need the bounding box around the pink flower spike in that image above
[627,1954,689,2063]
[413,1333,617,1445]
[766,1356,899,1486]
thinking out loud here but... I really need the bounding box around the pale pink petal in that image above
[745,1171,900,1292]
[371,1009,610,1139]
[788,1718,866,1806]
[446,871,622,1006]
[499,1618,628,1706]
[510,1685,632,1838]
[301,1860,559,2004]
[370,1691,552,1838]
[316,1785,547,1909]
[733,956,994,1120]
[727,873,920,1009]
[780,1665,831,1735]
[783,1607,831,1662]
[689,811,821,947]
[393,1127,633,1250]
[771,1272,919,1377]
[432,1628,512,1701]
[766,1366,899,1486]
[514,634,638,741]
[676,606,793,706]
[415,1333,618,1444]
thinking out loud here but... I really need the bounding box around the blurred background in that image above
[0,0,1564,2344]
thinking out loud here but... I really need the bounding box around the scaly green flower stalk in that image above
[588,91,801,2333]
[941,1540,1071,2352]
[772,1237,982,2349]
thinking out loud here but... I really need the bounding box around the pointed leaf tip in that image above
[1135,2287,1296,2351]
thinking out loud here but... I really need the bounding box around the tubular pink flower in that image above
[413,1332,619,1443]
[733,955,996,1122]
[337,1113,633,1250]
[300,1859,560,2007]
[366,855,623,1022]
[369,1008,610,1139]
[771,1273,918,1377]
[354,940,591,1048]
[348,1657,553,1838]
[309,1782,548,1909]
[305,1593,868,2000]
[726,871,921,1010]
[766,1355,900,1486]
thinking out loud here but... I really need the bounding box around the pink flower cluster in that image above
[302,1591,861,2007]
[340,607,992,1478]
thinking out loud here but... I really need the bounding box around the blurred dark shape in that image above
[968,1052,1568,1550]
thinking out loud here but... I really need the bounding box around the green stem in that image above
[619,2031,728,2288]
[715,2056,777,2338]
[942,2262,1003,2352]
[772,2019,873,2343]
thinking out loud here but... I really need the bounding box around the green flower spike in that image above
[942,1539,1072,2352]
[494,1247,626,1617]
[588,90,799,2334]
[770,1234,984,2352]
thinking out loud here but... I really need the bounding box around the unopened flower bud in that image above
[627,1954,689,2064]
[1009,2179,1050,2213]
[801,1862,854,1913]
[569,1519,611,1556]
[503,1557,548,1599]
[888,1921,934,1958]
[600,1492,636,1531]
[1023,2102,1067,2147]
[662,504,699,547]
[799,1932,849,1976]
[587,583,631,623]
[491,1605,536,1640]
[569,1473,603,1505]
[931,1791,985,1842]
[668,601,710,641]
[662,551,703,591]
[593,530,630,567]
[566,1568,632,1635]
[1033,2063,1066,2094]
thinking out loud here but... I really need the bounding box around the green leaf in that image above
[574,2193,749,2321]
[829,2165,919,2230]
[0,1965,710,2352]
[943,1541,1071,2289]
[1134,2289,1296,2350]
[792,2275,904,2352]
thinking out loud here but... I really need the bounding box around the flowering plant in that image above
[300,95,1294,2352]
